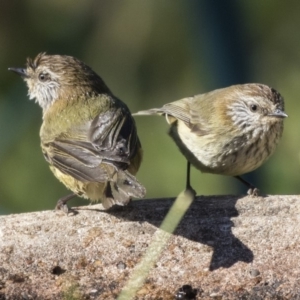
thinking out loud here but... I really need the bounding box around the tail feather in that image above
[102,170,146,209]
[132,108,165,116]
[133,107,178,125]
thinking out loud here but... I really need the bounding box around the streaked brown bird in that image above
[9,53,146,211]
[133,84,287,195]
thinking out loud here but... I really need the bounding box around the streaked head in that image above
[9,53,111,111]
[224,84,287,131]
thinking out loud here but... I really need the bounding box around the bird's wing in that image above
[133,99,193,125]
[43,106,140,183]
[134,94,213,136]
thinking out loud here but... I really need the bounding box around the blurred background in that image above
[0,1,299,214]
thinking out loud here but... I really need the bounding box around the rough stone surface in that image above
[0,195,300,299]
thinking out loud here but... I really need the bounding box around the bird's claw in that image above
[247,187,259,197]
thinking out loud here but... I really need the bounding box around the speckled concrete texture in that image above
[0,195,300,299]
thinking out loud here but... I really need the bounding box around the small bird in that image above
[133,84,287,195]
[9,53,146,211]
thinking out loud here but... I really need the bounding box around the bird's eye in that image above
[38,72,49,82]
[250,104,258,112]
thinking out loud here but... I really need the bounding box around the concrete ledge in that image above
[0,195,300,299]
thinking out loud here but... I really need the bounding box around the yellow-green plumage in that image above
[133,84,286,194]
[10,53,145,209]
[41,94,144,208]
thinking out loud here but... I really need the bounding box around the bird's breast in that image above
[171,120,283,176]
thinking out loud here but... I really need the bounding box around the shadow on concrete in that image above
[84,195,254,271]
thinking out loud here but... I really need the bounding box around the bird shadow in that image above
[79,194,254,271]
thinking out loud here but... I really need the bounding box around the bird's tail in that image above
[102,170,146,209]
[132,108,165,116]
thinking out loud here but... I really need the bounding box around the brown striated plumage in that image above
[134,84,287,195]
[9,53,146,210]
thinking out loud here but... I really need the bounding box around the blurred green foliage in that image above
[1,1,299,214]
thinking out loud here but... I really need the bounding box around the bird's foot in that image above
[55,193,76,214]
[185,185,197,200]
[247,187,260,197]
[55,200,70,214]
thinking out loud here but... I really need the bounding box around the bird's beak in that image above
[8,67,28,78]
[268,109,288,118]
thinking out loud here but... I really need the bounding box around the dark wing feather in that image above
[44,106,139,182]
[89,107,139,160]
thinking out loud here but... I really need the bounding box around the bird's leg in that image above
[185,161,196,198]
[55,193,77,213]
[234,176,259,196]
